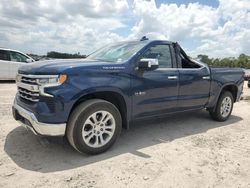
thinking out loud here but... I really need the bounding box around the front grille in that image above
[21,76,37,84]
[18,87,39,102]
[17,75,40,102]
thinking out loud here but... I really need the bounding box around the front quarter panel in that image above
[46,64,132,122]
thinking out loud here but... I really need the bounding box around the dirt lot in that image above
[0,82,250,188]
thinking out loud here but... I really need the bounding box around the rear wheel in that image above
[209,91,234,121]
[67,99,122,154]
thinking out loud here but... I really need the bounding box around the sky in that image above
[0,0,250,58]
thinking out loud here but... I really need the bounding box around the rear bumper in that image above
[12,101,66,136]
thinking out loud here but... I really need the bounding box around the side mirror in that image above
[26,58,33,63]
[138,58,159,71]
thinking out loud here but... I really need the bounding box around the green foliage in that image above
[197,54,250,69]
[47,51,86,59]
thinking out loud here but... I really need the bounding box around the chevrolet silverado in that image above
[12,38,244,154]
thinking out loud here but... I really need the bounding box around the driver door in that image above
[131,43,179,119]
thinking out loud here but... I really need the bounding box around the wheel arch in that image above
[220,84,238,102]
[209,83,238,112]
[69,90,129,129]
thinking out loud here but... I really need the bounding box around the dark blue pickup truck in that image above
[12,38,244,154]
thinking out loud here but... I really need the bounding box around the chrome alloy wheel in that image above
[220,96,232,118]
[82,111,116,148]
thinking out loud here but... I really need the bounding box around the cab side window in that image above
[0,50,10,61]
[141,45,172,68]
[10,51,28,62]
[180,52,201,68]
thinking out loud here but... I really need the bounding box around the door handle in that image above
[202,76,210,80]
[168,76,178,80]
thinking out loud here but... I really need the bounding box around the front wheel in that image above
[67,99,122,154]
[209,91,234,122]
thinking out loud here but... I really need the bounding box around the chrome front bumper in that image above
[13,102,66,136]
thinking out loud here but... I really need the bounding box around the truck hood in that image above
[18,58,114,75]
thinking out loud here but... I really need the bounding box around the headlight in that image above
[16,74,67,98]
[36,74,67,97]
[37,74,67,86]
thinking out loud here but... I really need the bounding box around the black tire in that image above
[66,99,122,155]
[248,81,250,88]
[209,91,234,122]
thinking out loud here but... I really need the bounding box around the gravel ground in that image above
[0,81,250,188]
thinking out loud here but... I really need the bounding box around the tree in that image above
[47,51,87,59]
[196,54,250,69]
[197,54,212,65]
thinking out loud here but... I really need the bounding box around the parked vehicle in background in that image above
[243,69,250,88]
[12,38,244,155]
[0,48,35,80]
[244,69,250,80]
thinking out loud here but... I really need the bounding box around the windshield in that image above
[87,42,147,63]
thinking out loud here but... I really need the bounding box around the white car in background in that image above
[0,48,35,80]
